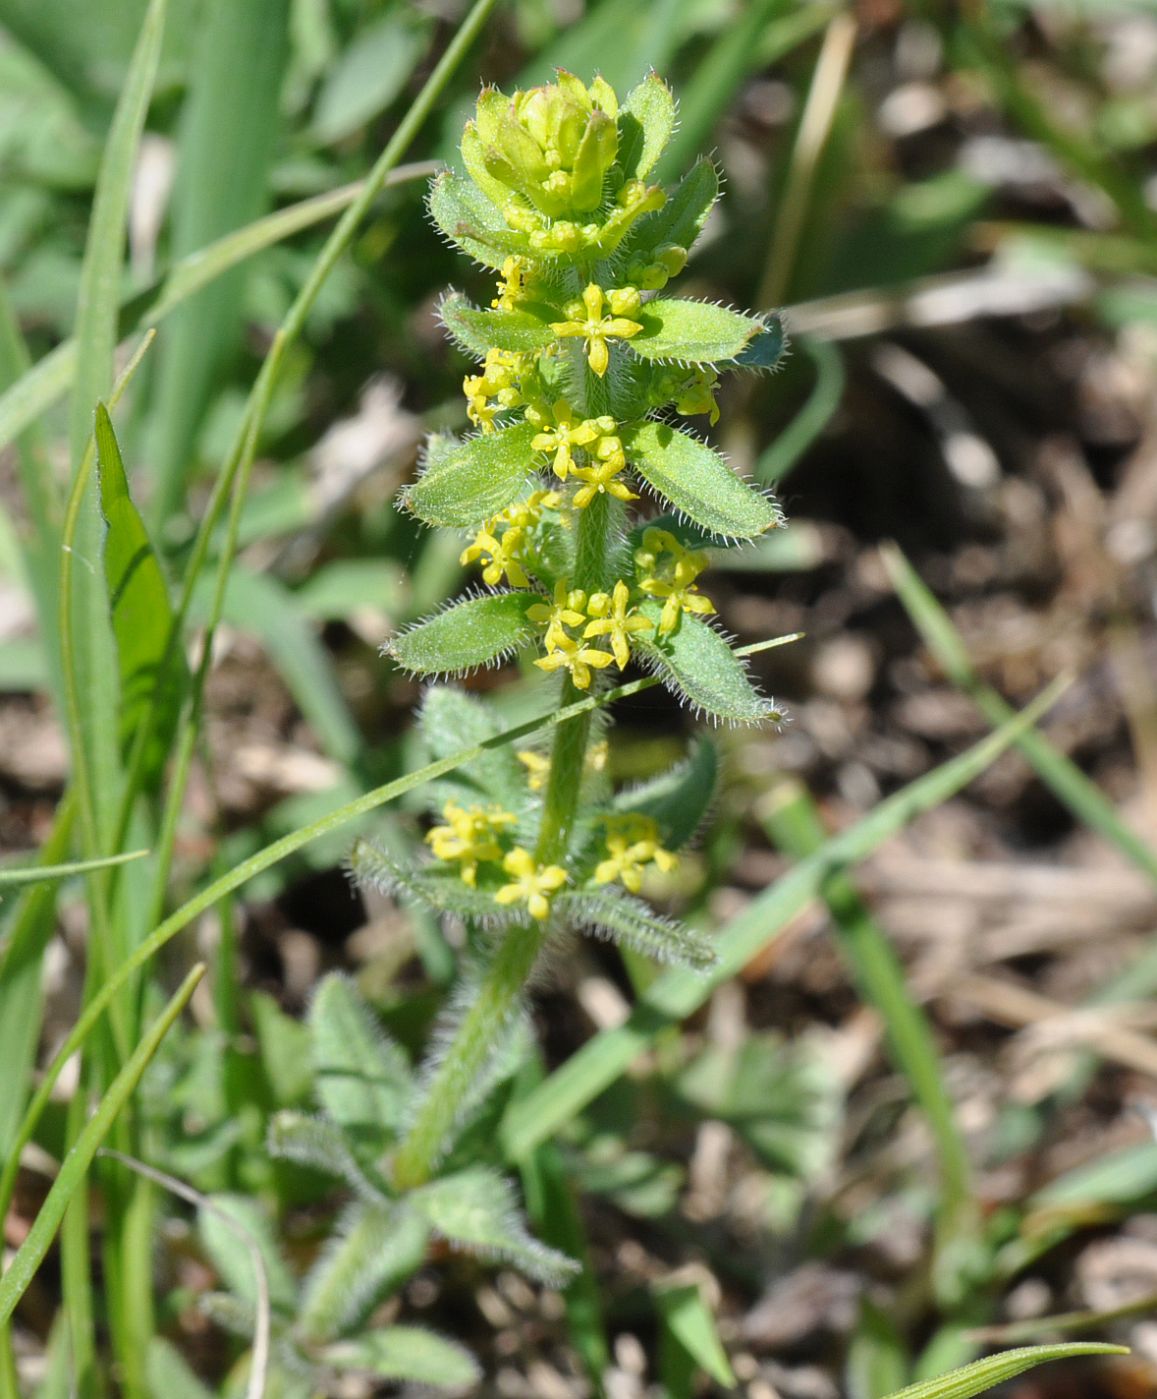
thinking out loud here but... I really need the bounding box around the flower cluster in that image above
[594,813,676,893]
[527,576,653,690]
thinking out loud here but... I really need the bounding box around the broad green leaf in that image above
[299,1203,430,1343]
[415,684,530,814]
[631,297,762,364]
[388,591,537,676]
[613,739,718,848]
[323,1326,480,1390]
[635,606,779,725]
[558,889,716,970]
[657,1280,735,1389]
[197,1193,297,1315]
[734,317,787,369]
[412,1167,579,1286]
[625,158,718,259]
[619,73,676,180]
[626,420,781,540]
[0,965,202,1326]
[309,974,412,1150]
[427,169,529,268]
[266,1111,382,1199]
[440,291,556,356]
[96,403,186,783]
[403,422,538,527]
[498,680,1075,1162]
[881,1345,1127,1399]
[312,13,433,144]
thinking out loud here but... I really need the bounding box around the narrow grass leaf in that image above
[0,848,147,889]
[0,963,203,1325]
[96,403,185,782]
[881,1344,1127,1399]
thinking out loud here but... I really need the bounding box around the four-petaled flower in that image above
[551,283,643,377]
[526,579,587,651]
[534,635,614,690]
[634,528,715,635]
[492,255,528,311]
[571,436,637,507]
[426,801,517,886]
[583,579,653,669]
[594,814,677,893]
[460,523,529,588]
[531,402,615,479]
[495,847,568,921]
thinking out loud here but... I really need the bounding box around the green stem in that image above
[391,923,545,1190]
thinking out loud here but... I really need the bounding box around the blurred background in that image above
[4,0,1157,1395]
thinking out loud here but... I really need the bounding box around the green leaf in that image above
[734,316,788,369]
[636,606,779,724]
[323,1326,480,1390]
[309,974,412,1151]
[0,965,202,1326]
[557,889,716,971]
[388,591,537,676]
[619,73,676,181]
[440,291,556,356]
[299,1203,430,1343]
[349,838,520,923]
[631,297,762,364]
[613,739,718,848]
[0,848,146,889]
[626,158,718,258]
[312,13,432,144]
[197,1193,297,1315]
[657,1280,736,1389]
[415,685,530,814]
[881,1345,1127,1399]
[402,422,538,527]
[412,1167,579,1286]
[145,1338,216,1399]
[427,169,528,268]
[626,420,781,541]
[96,403,186,782]
[250,990,314,1106]
[267,1111,382,1199]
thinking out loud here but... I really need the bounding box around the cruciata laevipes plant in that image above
[256,70,787,1386]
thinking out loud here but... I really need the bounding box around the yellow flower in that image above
[534,633,614,690]
[531,401,615,480]
[583,579,653,669]
[594,814,676,893]
[495,846,567,921]
[570,435,636,508]
[460,524,528,588]
[503,488,561,529]
[463,348,524,430]
[492,255,529,311]
[426,801,517,886]
[516,749,550,791]
[526,579,587,651]
[551,283,643,377]
[634,528,715,635]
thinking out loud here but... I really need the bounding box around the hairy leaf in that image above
[558,889,716,970]
[613,738,718,848]
[631,298,762,364]
[626,421,781,541]
[403,422,538,527]
[427,170,527,269]
[412,1167,579,1286]
[618,74,676,181]
[733,317,787,370]
[266,1110,383,1200]
[635,606,780,725]
[308,974,411,1150]
[388,592,536,676]
[441,291,556,356]
[626,158,718,259]
[323,1326,480,1389]
[416,685,531,814]
[881,1346,1128,1399]
[349,838,519,923]
[299,1202,430,1342]
[197,1194,297,1315]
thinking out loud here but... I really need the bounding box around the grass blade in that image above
[0,848,146,889]
[882,543,1157,887]
[881,1343,1127,1399]
[499,678,1069,1161]
[0,963,204,1326]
